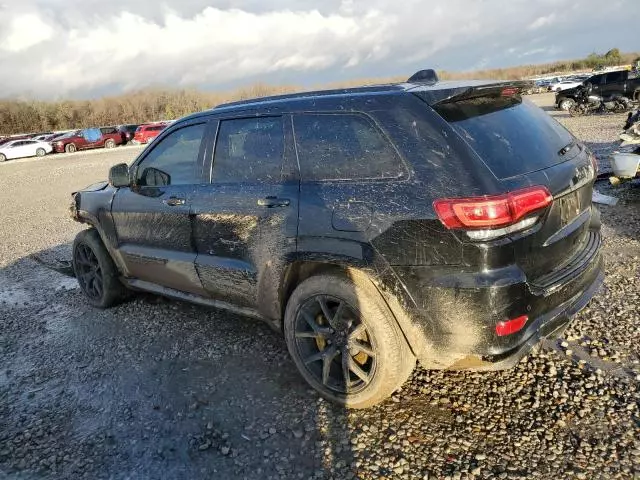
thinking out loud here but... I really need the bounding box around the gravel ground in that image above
[1,95,639,480]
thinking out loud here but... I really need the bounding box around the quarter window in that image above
[135,123,205,187]
[293,114,403,181]
[212,117,284,183]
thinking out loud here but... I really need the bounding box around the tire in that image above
[284,271,415,409]
[0,153,6,162]
[36,148,46,157]
[559,98,575,111]
[104,139,115,149]
[72,229,128,308]
[65,143,77,153]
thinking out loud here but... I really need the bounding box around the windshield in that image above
[434,96,577,179]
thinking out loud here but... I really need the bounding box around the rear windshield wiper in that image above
[558,141,576,156]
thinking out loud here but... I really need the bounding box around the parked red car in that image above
[53,127,124,153]
[133,123,167,144]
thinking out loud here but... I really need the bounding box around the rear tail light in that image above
[434,186,552,230]
[495,315,528,336]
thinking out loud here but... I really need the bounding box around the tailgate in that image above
[429,88,598,282]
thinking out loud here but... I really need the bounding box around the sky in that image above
[0,0,637,99]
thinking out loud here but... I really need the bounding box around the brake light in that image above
[501,87,519,96]
[495,315,528,336]
[433,186,552,230]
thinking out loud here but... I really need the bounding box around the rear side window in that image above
[212,117,284,183]
[605,71,625,83]
[293,113,403,181]
[135,123,205,186]
[434,96,576,179]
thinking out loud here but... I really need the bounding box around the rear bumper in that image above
[388,229,603,370]
[475,264,603,370]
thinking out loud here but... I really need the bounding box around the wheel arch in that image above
[277,255,426,361]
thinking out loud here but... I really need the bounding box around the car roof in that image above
[175,77,524,123]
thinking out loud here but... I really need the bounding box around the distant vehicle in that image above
[0,135,29,147]
[549,80,583,92]
[569,84,632,116]
[555,70,640,110]
[0,139,53,162]
[44,132,69,143]
[118,124,140,143]
[71,71,603,408]
[133,123,167,144]
[53,128,124,153]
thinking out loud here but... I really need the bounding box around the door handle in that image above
[257,196,290,208]
[164,196,186,206]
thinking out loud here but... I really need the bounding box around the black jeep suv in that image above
[70,71,603,408]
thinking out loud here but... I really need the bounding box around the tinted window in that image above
[434,96,575,179]
[606,71,625,83]
[212,117,284,183]
[293,114,403,181]
[135,123,205,187]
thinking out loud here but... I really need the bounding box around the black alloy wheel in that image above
[74,242,104,301]
[293,295,377,394]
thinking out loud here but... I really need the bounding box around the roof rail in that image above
[408,69,439,85]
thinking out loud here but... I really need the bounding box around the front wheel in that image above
[65,143,77,153]
[36,148,46,157]
[0,153,6,162]
[72,229,128,308]
[559,98,575,111]
[104,139,115,149]
[284,272,415,409]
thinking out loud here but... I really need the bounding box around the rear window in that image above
[433,96,576,179]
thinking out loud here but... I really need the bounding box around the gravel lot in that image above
[1,94,639,480]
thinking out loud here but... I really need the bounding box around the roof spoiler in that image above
[433,80,534,105]
[408,69,439,85]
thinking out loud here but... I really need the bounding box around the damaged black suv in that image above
[70,70,603,408]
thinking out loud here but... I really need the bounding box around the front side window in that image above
[135,123,205,187]
[212,117,284,183]
[293,113,403,181]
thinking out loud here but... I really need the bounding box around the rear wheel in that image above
[65,143,77,153]
[104,139,115,149]
[284,272,415,409]
[72,229,128,308]
[36,148,46,157]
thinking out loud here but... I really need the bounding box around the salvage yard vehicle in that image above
[70,70,604,408]
[133,123,167,144]
[0,138,53,162]
[53,127,124,153]
[556,69,640,110]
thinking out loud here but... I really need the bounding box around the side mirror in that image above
[109,163,130,187]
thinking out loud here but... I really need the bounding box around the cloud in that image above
[0,0,636,98]
[528,13,557,30]
[0,13,53,52]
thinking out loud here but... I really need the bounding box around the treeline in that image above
[1,50,638,136]
[0,85,297,135]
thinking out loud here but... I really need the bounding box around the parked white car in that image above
[0,139,53,162]
[549,80,583,92]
